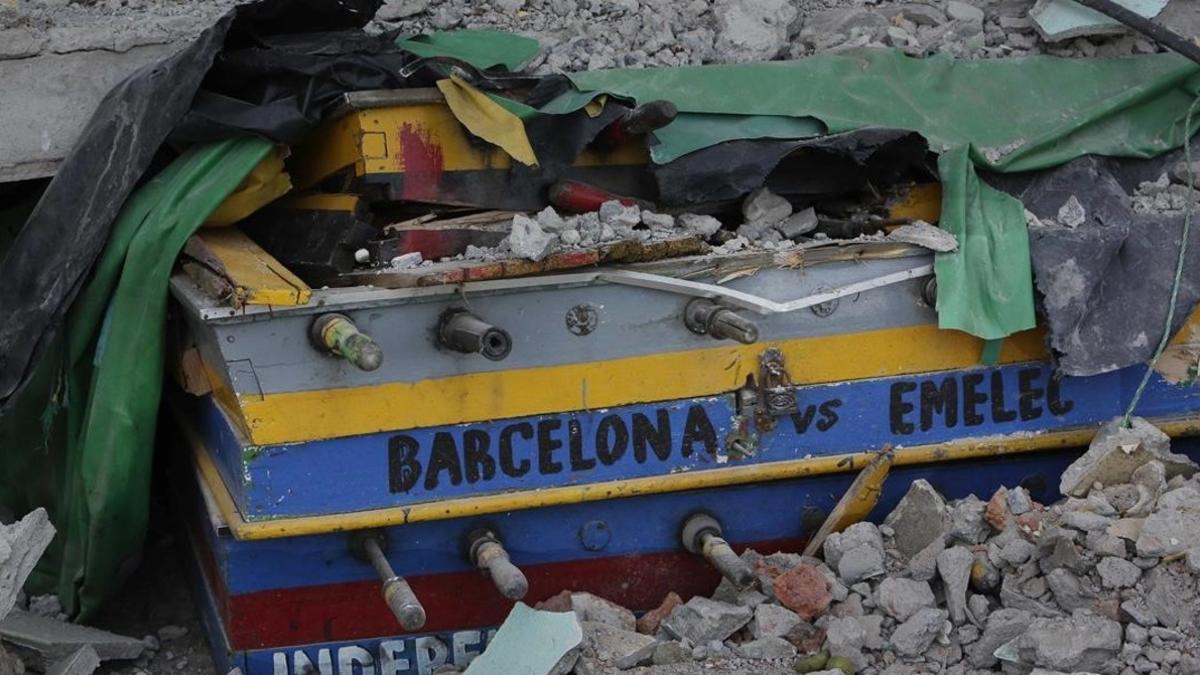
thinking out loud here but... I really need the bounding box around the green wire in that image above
[1121,94,1200,428]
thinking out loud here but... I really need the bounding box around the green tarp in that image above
[539,50,1200,339]
[0,138,273,618]
[397,30,540,72]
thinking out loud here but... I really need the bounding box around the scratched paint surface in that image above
[193,362,1200,519]
[396,123,443,202]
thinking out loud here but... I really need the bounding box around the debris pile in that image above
[416,187,953,267]
[372,0,1175,71]
[469,416,1200,674]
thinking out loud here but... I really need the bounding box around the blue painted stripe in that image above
[200,444,1200,595]
[191,363,1200,519]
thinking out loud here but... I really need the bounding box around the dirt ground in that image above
[89,513,217,675]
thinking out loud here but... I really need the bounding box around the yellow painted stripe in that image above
[190,413,1200,541]
[290,102,648,188]
[232,325,1047,445]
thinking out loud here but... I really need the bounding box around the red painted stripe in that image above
[221,539,802,650]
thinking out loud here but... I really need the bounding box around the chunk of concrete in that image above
[45,645,99,675]
[945,0,984,23]
[1060,417,1197,498]
[640,211,675,231]
[568,592,636,632]
[660,597,751,644]
[937,546,973,625]
[875,577,935,622]
[823,615,867,670]
[823,522,883,573]
[884,480,951,560]
[835,544,885,586]
[999,575,1063,618]
[1044,568,1098,613]
[1096,557,1141,589]
[597,200,641,229]
[948,495,991,545]
[968,608,1033,668]
[741,186,792,224]
[650,641,692,665]
[887,221,958,252]
[0,509,55,623]
[0,44,181,182]
[750,603,801,639]
[0,610,143,670]
[678,213,723,237]
[733,635,797,659]
[889,607,947,657]
[1012,611,1122,672]
[714,0,799,63]
[1136,506,1200,557]
[1060,510,1113,532]
[1127,460,1167,517]
[508,213,556,261]
[907,534,945,581]
[1031,0,1168,42]
[775,207,818,239]
[583,622,657,669]
[535,206,569,232]
[464,603,581,674]
[1142,566,1195,629]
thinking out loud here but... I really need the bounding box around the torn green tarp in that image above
[652,113,824,162]
[0,138,273,618]
[538,50,1200,339]
[397,30,539,72]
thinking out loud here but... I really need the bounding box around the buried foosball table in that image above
[163,88,1200,675]
[166,249,1200,675]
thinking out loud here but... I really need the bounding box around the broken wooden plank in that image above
[181,228,311,308]
[345,237,708,289]
[1154,303,1200,385]
[382,210,517,234]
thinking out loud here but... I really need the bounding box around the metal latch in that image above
[755,348,797,430]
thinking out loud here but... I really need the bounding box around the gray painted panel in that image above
[192,256,937,395]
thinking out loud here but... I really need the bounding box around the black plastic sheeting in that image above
[0,0,425,402]
[990,148,1200,376]
[651,129,932,206]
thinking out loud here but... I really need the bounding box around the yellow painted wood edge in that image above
[1156,303,1200,385]
[232,325,1047,446]
[193,229,312,306]
[192,413,1200,541]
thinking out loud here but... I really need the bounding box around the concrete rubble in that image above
[0,509,55,624]
[459,414,1200,675]
[9,0,1196,182]
[372,0,1192,74]
[475,186,964,263]
[0,510,153,675]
